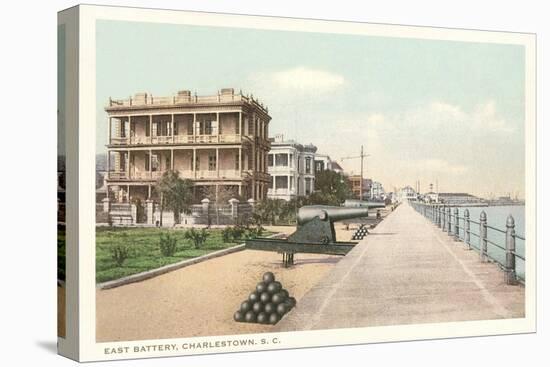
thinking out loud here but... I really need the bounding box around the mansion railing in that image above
[108,92,267,113]
[107,169,244,181]
[110,134,246,146]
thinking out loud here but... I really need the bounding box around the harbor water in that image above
[456,205,525,280]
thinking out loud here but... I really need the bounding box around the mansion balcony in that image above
[109,133,249,146]
[107,169,251,182]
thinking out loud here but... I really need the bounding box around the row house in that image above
[349,176,373,200]
[104,88,271,203]
[266,135,316,201]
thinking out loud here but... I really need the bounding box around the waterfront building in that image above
[370,181,385,199]
[266,135,316,201]
[330,161,344,174]
[104,88,271,202]
[349,176,372,200]
[314,153,334,173]
[438,192,486,206]
[424,191,439,203]
[396,186,417,202]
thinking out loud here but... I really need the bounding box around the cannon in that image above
[343,199,386,209]
[245,205,370,266]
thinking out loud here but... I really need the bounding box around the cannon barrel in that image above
[297,205,370,225]
[343,199,386,209]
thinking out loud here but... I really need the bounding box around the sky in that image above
[96,20,526,198]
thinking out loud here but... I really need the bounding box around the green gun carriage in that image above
[245,205,371,267]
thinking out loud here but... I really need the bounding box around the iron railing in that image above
[410,201,525,285]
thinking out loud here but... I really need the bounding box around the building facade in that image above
[104,88,271,203]
[330,161,344,174]
[396,186,417,202]
[314,154,333,173]
[349,176,372,200]
[370,181,385,199]
[266,136,316,201]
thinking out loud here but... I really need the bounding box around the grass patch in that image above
[58,224,66,281]
[96,227,270,283]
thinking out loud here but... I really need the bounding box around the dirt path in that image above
[96,212,390,342]
[58,286,65,338]
[96,249,341,342]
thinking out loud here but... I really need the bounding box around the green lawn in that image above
[58,224,66,282]
[95,227,266,283]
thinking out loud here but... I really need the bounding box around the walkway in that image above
[276,203,525,331]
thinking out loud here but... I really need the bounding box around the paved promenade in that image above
[276,203,524,331]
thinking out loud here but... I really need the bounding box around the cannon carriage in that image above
[245,205,371,266]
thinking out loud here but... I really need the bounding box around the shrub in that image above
[159,232,178,257]
[221,225,247,243]
[221,227,233,243]
[184,228,209,249]
[232,225,246,240]
[110,244,130,267]
[244,226,264,239]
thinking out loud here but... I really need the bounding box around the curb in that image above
[98,244,245,290]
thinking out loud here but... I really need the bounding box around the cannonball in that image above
[256,282,268,293]
[244,310,257,323]
[234,310,244,322]
[252,301,263,313]
[249,291,260,303]
[268,313,280,325]
[267,281,282,294]
[240,301,252,313]
[262,272,275,283]
[271,292,286,305]
[257,312,269,324]
[260,292,271,303]
[264,302,276,314]
[285,297,296,308]
[276,303,289,316]
[279,289,289,299]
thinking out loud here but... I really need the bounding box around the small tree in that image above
[109,233,131,267]
[159,232,178,257]
[310,170,353,205]
[221,227,233,243]
[184,228,209,249]
[155,170,194,226]
[111,245,129,266]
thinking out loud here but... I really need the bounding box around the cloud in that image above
[418,159,468,175]
[251,67,346,93]
[470,101,515,133]
[403,100,515,134]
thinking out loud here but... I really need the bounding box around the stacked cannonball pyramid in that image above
[351,224,369,240]
[234,272,296,325]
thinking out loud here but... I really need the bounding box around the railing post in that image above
[145,199,154,225]
[464,209,470,249]
[437,205,441,227]
[102,197,110,213]
[479,211,488,262]
[453,207,459,240]
[446,206,452,235]
[441,205,446,230]
[505,215,517,285]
